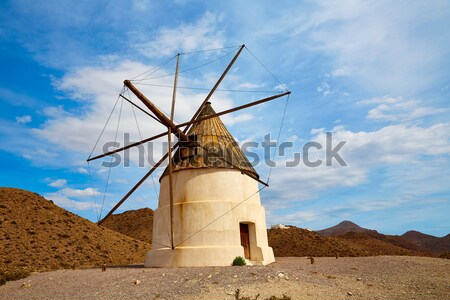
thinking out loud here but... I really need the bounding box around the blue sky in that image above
[1,0,449,236]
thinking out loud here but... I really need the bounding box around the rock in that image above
[277,272,285,278]
[233,274,238,278]
[207,274,212,279]
[357,278,362,281]
[225,287,235,295]
[20,283,31,288]
[347,291,353,296]
[133,280,141,285]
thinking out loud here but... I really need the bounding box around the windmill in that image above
[88,45,290,266]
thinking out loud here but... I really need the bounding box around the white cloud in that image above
[314,123,450,165]
[317,82,331,96]
[15,115,32,124]
[76,167,89,174]
[332,66,352,77]
[236,82,265,89]
[131,0,150,12]
[45,193,97,211]
[268,164,367,203]
[257,1,450,95]
[48,179,67,187]
[43,105,70,118]
[267,210,320,225]
[265,121,450,205]
[59,187,101,197]
[43,186,103,211]
[33,60,174,159]
[310,1,449,94]
[28,51,257,169]
[359,96,447,122]
[222,113,254,126]
[136,12,225,57]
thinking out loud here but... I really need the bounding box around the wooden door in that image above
[240,223,250,259]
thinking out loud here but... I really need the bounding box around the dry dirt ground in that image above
[1,256,448,300]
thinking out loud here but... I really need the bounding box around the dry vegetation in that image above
[102,208,154,244]
[0,188,151,279]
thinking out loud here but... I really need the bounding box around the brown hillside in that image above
[402,230,450,254]
[336,232,428,256]
[428,234,450,253]
[317,221,433,255]
[268,227,427,257]
[317,220,372,236]
[0,188,151,275]
[268,227,359,257]
[102,208,153,244]
[360,231,429,254]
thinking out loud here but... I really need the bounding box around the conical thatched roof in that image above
[161,102,259,180]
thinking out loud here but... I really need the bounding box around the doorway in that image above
[240,223,250,259]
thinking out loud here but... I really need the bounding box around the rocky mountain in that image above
[317,221,447,255]
[0,188,151,277]
[317,220,372,236]
[402,230,450,254]
[268,227,427,257]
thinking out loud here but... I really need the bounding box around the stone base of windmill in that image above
[145,244,275,267]
[144,169,275,267]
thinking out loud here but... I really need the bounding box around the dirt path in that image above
[1,256,449,300]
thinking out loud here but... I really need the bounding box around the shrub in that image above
[234,289,291,300]
[0,270,30,286]
[266,295,291,300]
[235,289,259,300]
[232,256,246,266]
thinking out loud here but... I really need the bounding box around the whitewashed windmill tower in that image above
[90,45,290,267]
[147,101,275,266]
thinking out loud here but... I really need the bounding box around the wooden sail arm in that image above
[87,91,290,162]
[239,169,269,187]
[97,142,179,225]
[119,94,163,125]
[176,91,291,129]
[87,131,168,162]
[124,79,189,142]
[183,44,245,134]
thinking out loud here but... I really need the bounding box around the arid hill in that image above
[0,188,151,276]
[317,220,373,236]
[402,230,450,254]
[102,208,154,244]
[268,227,427,257]
[317,220,445,255]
